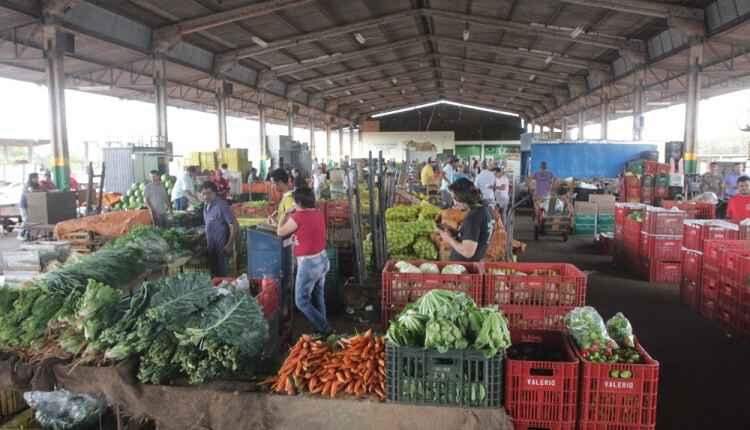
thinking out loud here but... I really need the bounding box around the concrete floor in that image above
[514,214,750,430]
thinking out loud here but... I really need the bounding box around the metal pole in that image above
[633,75,644,141]
[259,104,267,160]
[338,128,344,162]
[349,123,354,159]
[216,81,228,149]
[325,123,331,161]
[287,101,294,138]
[561,117,568,140]
[154,53,169,146]
[309,117,315,157]
[577,111,585,141]
[600,90,609,141]
[44,26,71,191]
[684,39,703,176]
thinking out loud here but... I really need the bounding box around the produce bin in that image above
[499,305,574,331]
[505,331,578,429]
[683,220,738,251]
[642,207,686,235]
[381,260,483,323]
[570,339,660,430]
[385,343,503,408]
[484,263,587,307]
[642,235,682,262]
[703,240,750,270]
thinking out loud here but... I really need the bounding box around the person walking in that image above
[726,176,750,223]
[201,181,238,277]
[701,162,724,197]
[420,158,435,188]
[144,170,170,227]
[494,167,510,212]
[724,163,745,199]
[276,187,331,335]
[474,163,497,206]
[440,157,458,208]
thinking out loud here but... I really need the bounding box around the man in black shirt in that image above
[437,178,494,261]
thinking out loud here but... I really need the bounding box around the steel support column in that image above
[338,128,344,162]
[684,40,703,175]
[44,26,70,191]
[325,123,331,160]
[287,102,294,138]
[600,90,609,141]
[578,111,585,140]
[350,128,355,159]
[216,80,229,149]
[154,54,169,146]
[561,117,568,140]
[259,104,267,160]
[309,118,315,159]
[633,77,645,141]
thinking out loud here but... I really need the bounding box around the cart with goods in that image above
[533,193,573,242]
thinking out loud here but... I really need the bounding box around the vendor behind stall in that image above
[276,187,331,335]
[39,171,57,191]
[172,166,199,210]
[144,170,170,227]
[201,181,238,277]
[436,178,494,262]
[17,173,41,240]
[726,176,750,224]
[268,168,295,226]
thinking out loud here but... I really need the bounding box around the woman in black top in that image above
[437,178,494,262]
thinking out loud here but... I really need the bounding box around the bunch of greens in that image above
[0,287,65,348]
[606,312,635,348]
[386,290,511,358]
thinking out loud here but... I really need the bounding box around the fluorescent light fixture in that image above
[251,36,268,48]
[354,32,366,45]
[462,28,470,41]
[460,75,465,83]
[344,90,352,95]
[529,74,537,81]
[358,99,364,104]
[647,101,672,106]
[76,85,111,92]
[391,77,398,85]
[301,54,330,64]
[400,89,406,95]
[371,100,519,118]
[545,56,554,65]
[325,79,334,85]
[570,26,584,39]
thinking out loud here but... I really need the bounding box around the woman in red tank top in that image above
[277,187,331,334]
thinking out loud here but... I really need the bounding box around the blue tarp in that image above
[530,142,659,179]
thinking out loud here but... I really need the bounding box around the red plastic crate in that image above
[703,240,750,268]
[682,220,708,251]
[716,302,738,333]
[325,199,350,221]
[624,175,640,189]
[661,201,716,220]
[645,260,681,284]
[681,220,738,251]
[498,305,574,331]
[654,186,669,199]
[511,421,574,430]
[571,339,660,430]
[638,232,650,261]
[484,263,587,307]
[741,224,750,240]
[380,260,483,323]
[681,248,702,283]
[656,163,671,175]
[643,207,686,235]
[721,249,750,286]
[680,278,700,310]
[505,330,578,427]
[642,160,658,176]
[643,234,682,261]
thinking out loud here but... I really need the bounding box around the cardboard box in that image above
[589,194,616,205]
[575,202,598,215]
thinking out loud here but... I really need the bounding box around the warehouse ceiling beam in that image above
[431,35,611,72]
[216,9,420,66]
[272,36,428,77]
[154,0,313,51]
[557,0,704,20]
[288,54,431,89]
[422,8,642,52]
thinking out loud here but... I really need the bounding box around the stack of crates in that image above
[701,240,750,324]
[623,175,641,203]
[720,245,750,335]
[217,148,249,178]
[613,203,644,264]
[680,220,738,311]
[640,207,686,284]
[621,161,671,205]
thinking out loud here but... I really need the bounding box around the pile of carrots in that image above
[267,330,386,401]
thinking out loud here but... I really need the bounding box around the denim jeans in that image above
[173,197,188,211]
[295,252,331,333]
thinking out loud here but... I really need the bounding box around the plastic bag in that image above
[23,390,105,430]
[565,306,619,352]
[606,312,635,348]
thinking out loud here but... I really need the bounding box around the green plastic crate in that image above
[574,215,597,224]
[575,224,597,235]
[386,343,503,408]
[597,214,615,224]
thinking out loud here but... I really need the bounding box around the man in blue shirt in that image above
[201,181,238,277]
[724,163,745,199]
